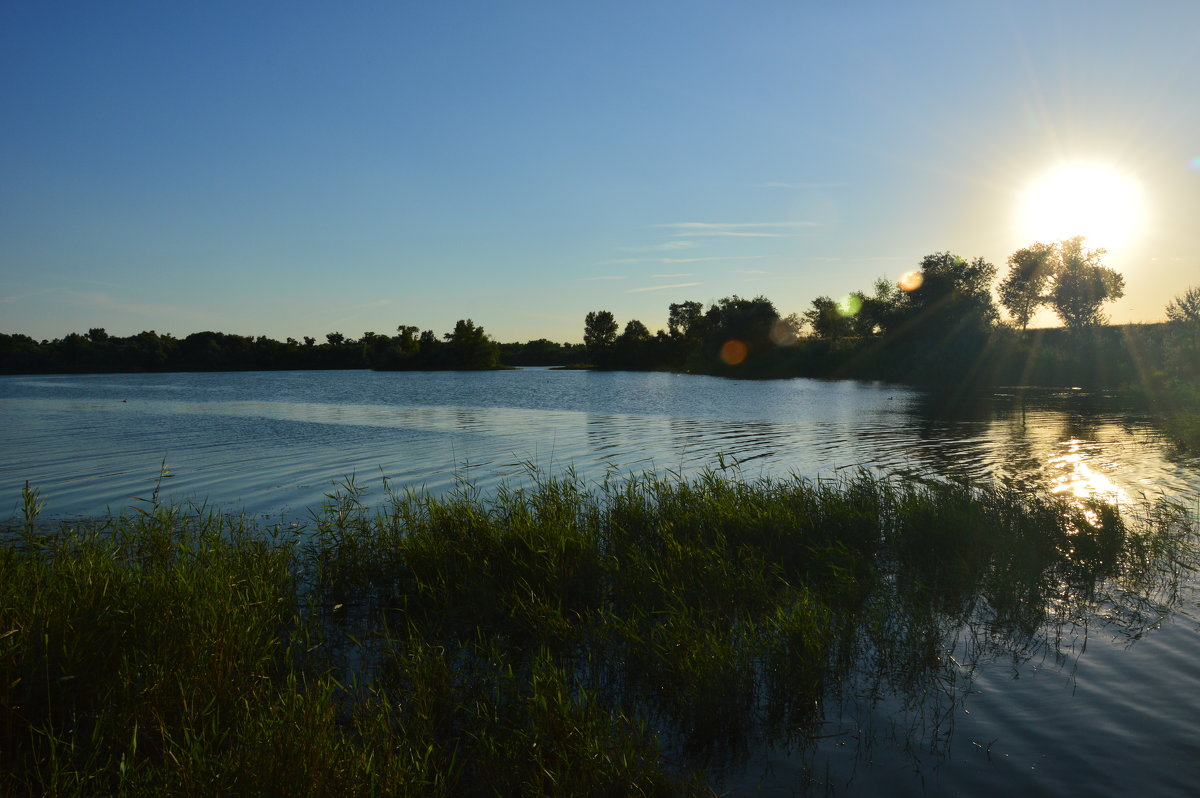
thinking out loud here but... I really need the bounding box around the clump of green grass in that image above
[1,469,1194,796]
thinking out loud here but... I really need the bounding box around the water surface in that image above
[2,368,1198,796]
[2,369,1195,520]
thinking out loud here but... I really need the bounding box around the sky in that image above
[2,1,1198,344]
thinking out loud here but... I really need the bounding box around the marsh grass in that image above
[2,470,1195,796]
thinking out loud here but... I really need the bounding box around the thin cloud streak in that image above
[578,275,629,281]
[655,221,823,229]
[628,282,701,294]
[0,288,58,304]
[617,240,696,252]
[598,255,768,265]
[661,255,768,264]
[753,181,849,189]
[317,299,392,316]
[680,231,784,238]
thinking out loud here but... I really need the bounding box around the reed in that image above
[2,469,1194,796]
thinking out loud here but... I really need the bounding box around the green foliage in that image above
[1166,285,1200,325]
[898,252,999,335]
[3,470,1193,795]
[583,310,619,366]
[803,296,852,341]
[999,242,1057,330]
[1049,237,1125,329]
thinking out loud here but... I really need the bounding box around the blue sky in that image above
[2,1,1198,343]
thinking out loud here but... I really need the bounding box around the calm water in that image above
[2,369,1196,520]
[2,368,1198,795]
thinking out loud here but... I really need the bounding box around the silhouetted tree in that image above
[445,319,500,369]
[999,242,1056,330]
[614,319,654,369]
[668,301,704,338]
[803,296,852,341]
[1166,286,1200,325]
[702,295,782,372]
[1049,237,1124,329]
[895,252,998,336]
[583,310,619,366]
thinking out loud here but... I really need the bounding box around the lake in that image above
[2,368,1198,795]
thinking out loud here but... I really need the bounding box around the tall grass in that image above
[2,470,1194,796]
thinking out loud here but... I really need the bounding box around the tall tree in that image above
[803,296,852,340]
[583,310,619,366]
[1166,286,1200,324]
[1048,237,1124,329]
[668,301,703,338]
[445,319,499,369]
[897,252,998,336]
[999,242,1056,330]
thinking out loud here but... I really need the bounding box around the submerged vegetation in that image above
[3,471,1194,796]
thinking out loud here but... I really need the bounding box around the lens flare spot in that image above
[1192,155,1200,170]
[720,339,748,366]
[898,271,923,293]
[837,294,862,317]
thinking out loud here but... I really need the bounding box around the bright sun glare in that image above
[1018,162,1145,250]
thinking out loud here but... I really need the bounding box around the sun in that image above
[1017,161,1145,250]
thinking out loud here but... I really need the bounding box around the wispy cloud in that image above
[730,269,769,275]
[661,255,768,264]
[578,275,629,281]
[655,222,823,230]
[70,291,209,322]
[0,288,58,304]
[753,181,848,190]
[654,221,823,238]
[686,231,784,238]
[597,254,768,266]
[318,298,392,315]
[617,240,696,252]
[651,273,694,278]
[628,282,701,294]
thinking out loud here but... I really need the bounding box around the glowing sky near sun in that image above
[1,1,1198,343]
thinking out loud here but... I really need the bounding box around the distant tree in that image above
[668,301,704,338]
[1166,286,1200,325]
[613,319,653,369]
[772,312,804,345]
[999,242,1056,330]
[87,327,109,344]
[445,319,499,369]
[583,310,619,365]
[803,296,852,341]
[303,336,316,347]
[854,278,903,337]
[1048,237,1124,329]
[325,331,346,347]
[1164,286,1200,383]
[702,295,781,370]
[897,252,998,336]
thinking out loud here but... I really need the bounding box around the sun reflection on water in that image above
[1047,437,1126,525]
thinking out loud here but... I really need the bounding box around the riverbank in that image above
[3,472,1194,796]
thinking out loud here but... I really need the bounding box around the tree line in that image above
[0,321,582,375]
[3,236,1197,394]
[581,238,1198,392]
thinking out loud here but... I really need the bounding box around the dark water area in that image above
[2,368,1198,796]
